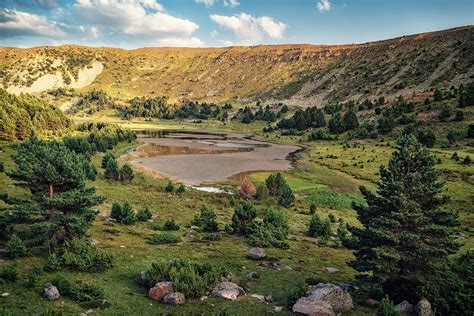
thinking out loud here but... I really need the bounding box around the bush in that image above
[177,184,186,194]
[148,232,181,244]
[309,203,317,214]
[144,259,227,298]
[307,214,331,238]
[5,234,27,258]
[0,161,4,172]
[463,156,471,165]
[255,183,269,200]
[377,296,398,316]
[278,184,295,207]
[245,209,290,249]
[163,219,180,231]
[230,201,257,235]
[46,239,113,273]
[239,177,256,198]
[165,181,174,193]
[110,201,136,225]
[119,164,134,181]
[0,264,18,282]
[101,152,115,169]
[104,157,120,180]
[265,173,286,196]
[328,213,336,223]
[136,207,152,221]
[27,265,43,286]
[51,276,105,302]
[191,205,219,232]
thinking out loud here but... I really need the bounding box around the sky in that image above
[0,0,473,48]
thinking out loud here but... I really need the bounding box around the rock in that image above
[91,239,100,245]
[325,267,339,273]
[274,306,284,312]
[212,280,245,300]
[306,283,353,313]
[292,298,336,316]
[250,294,266,303]
[199,296,208,301]
[415,298,432,316]
[149,282,174,301]
[1,293,9,297]
[163,292,185,305]
[246,271,260,280]
[248,247,266,260]
[138,271,149,285]
[365,298,379,307]
[104,217,116,222]
[184,232,194,238]
[265,295,274,303]
[190,225,200,230]
[43,283,60,300]
[395,300,414,313]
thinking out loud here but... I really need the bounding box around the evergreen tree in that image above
[121,202,136,225]
[104,157,120,180]
[101,152,115,169]
[265,172,286,196]
[346,135,459,303]
[120,164,134,181]
[192,205,219,232]
[1,132,104,247]
[230,201,257,235]
[328,113,345,134]
[278,184,295,207]
[343,107,359,130]
[136,207,152,221]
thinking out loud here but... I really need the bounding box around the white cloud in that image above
[0,8,66,38]
[209,29,218,37]
[151,37,204,47]
[316,0,331,12]
[223,0,239,8]
[195,0,215,7]
[210,13,286,45]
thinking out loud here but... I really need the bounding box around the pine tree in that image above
[1,132,105,247]
[231,201,257,235]
[101,151,115,169]
[192,205,219,232]
[120,164,134,181]
[343,106,359,130]
[278,184,295,207]
[328,113,345,134]
[346,135,459,302]
[104,157,120,180]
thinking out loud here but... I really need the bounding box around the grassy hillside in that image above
[1,26,473,105]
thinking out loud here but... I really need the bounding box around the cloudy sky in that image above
[0,0,473,48]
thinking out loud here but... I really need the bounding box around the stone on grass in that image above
[246,271,259,280]
[325,267,339,273]
[212,280,245,300]
[415,298,432,316]
[366,298,379,307]
[248,247,266,260]
[163,292,185,305]
[1,293,10,297]
[149,282,174,301]
[292,298,335,316]
[274,306,284,312]
[43,283,60,300]
[306,283,353,313]
[395,300,414,313]
[138,271,149,285]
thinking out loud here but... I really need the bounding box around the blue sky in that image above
[0,0,472,48]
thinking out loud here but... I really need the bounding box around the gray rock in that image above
[292,298,335,316]
[325,267,340,273]
[248,247,266,260]
[366,298,379,307]
[246,271,260,280]
[415,298,432,316]
[163,292,185,305]
[306,283,353,313]
[212,280,245,300]
[274,306,284,312]
[184,232,194,238]
[138,270,149,285]
[250,294,266,303]
[1,293,10,297]
[395,300,414,313]
[43,283,60,300]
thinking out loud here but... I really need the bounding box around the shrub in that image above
[136,207,152,221]
[104,157,120,180]
[307,214,331,238]
[0,264,18,282]
[328,213,336,223]
[309,203,317,214]
[278,184,295,207]
[5,234,27,258]
[148,232,181,244]
[255,183,269,200]
[27,265,43,286]
[191,205,219,232]
[463,156,472,165]
[163,219,180,231]
[165,181,174,193]
[377,296,398,316]
[0,161,4,172]
[447,128,465,145]
[101,152,115,169]
[46,239,113,273]
[119,164,134,181]
[0,308,12,316]
[265,173,286,196]
[230,201,257,235]
[144,259,227,298]
[286,283,309,307]
[177,184,186,194]
[51,276,105,302]
[239,177,256,198]
[111,201,136,225]
[245,209,290,249]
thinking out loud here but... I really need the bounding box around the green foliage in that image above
[230,201,257,235]
[346,135,460,305]
[101,152,115,169]
[463,156,472,165]
[328,213,336,223]
[104,156,120,180]
[119,164,134,181]
[0,160,4,172]
[165,181,175,193]
[343,106,359,130]
[144,259,227,298]
[191,205,219,232]
[447,128,465,145]
[307,214,331,238]
[265,172,286,196]
[46,239,113,273]
[110,201,136,225]
[328,112,346,134]
[163,219,180,231]
[245,209,290,249]
[51,276,105,302]
[458,83,474,108]
[5,234,27,258]
[255,183,269,200]
[309,203,317,214]
[310,129,337,141]
[136,207,152,221]
[177,184,186,193]
[148,232,181,244]
[27,265,43,286]
[278,184,295,207]
[78,123,136,153]
[377,296,398,316]
[0,264,18,282]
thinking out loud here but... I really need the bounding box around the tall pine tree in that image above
[1,132,105,248]
[346,135,459,303]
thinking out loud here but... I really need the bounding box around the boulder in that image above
[212,280,245,300]
[246,271,260,280]
[395,300,414,313]
[184,232,194,238]
[274,306,284,312]
[325,267,339,274]
[1,293,10,297]
[149,282,174,301]
[415,298,432,316]
[43,283,60,300]
[163,292,185,305]
[138,270,149,285]
[248,247,266,260]
[365,299,379,307]
[306,283,353,313]
[292,298,335,316]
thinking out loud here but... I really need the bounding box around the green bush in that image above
[27,265,43,286]
[144,259,227,298]
[245,210,290,249]
[0,308,12,316]
[177,184,186,193]
[46,239,113,273]
[163,219,180,231]
[191,205,219,232]
[0,161,4,172]
[278,184,295,207]
[0,264,18,282]
[307,214,331,238]
[136,207,152,221]
[230,201,257,235]
[309,203,317,214]
[5,234,27,258]
[148,232,181,244]
[119,164,134,181]
[165,181,174,193]
[255,183,269,200]
[328,213,336,223]
[377,296,398,316]
[110,201,136,225]
[51,276,105,302]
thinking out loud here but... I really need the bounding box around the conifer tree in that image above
[231,201,257,235]
[343,106,359,130]
[1,132,105,247]
[346,135,459,302]
[120,164,134,181]
[104,157,120,180]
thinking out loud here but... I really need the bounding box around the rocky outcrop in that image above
[306,283,353,313]
[149,282,174,301]
[293,298,335,316]
[415,298,432,316]
[395,300,414,313]
[212,280,245,300]
[43,283,60,300]
[248,247,266,260]
[163,292,185,305]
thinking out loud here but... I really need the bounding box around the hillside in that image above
[0,26,473,106]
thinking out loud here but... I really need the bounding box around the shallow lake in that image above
[123,130,301,185]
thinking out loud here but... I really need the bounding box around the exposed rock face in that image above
[395,300,414,313]
[415,298,432,316]
[292,298,335,316]
[43,283,60,300]
[306,283,353,313]
[212,280,245,300]
[163,292,185,305]
[248,247,266,260]
[149,282,174,301]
